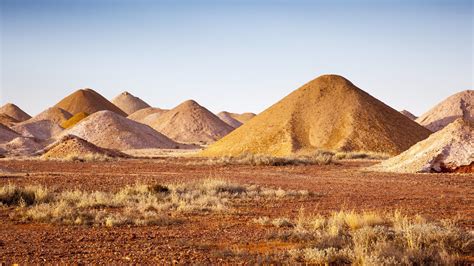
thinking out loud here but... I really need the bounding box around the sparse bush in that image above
[198,153,333,166]
[334,151,390,160]
[0,184,53,206]
[60,153,113,162]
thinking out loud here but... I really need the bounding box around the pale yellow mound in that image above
[0,114,19,127]
[127,107,168,123]
[26,107,72,124]
[149,100,234,145]
[41,135,127,159]
[111,91,150,115]
[217,111,243,128]
[201,75,432,157]
[0,103,31,122]
[229,112,256,123]
[370,119,473,173]
[416,90,473,131]
[61,112,89,129]
[400,110,417,120]
[54,88,127,116]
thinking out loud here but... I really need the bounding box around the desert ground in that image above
[1,157,472,264]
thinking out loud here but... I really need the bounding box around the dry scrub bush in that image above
[2,179,308,227]
[256,210,473,265]
[200,152,333,166]
[47,153,114,162]
[333,151,390,160]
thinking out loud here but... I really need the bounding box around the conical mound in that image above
[0,137,44,156]
[149,100,234,145]
[0,113,19,127]
[60,110,185,150]
[54,88,127,116]
[128,107,168,123]
[201,75,432,157]
[217,111,243,128]
[370,119,473,173]
[416,90,473,131]
[0,124,21,143]
[0,103,31,122]
[26,107,72,124]
[229,112,256,123]
[61,112,89,129]
[12,120,64,140]
[111,91,151,115]
[40,135,127,160]
[400,110,417,120]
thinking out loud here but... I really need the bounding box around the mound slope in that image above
[370,119,473,173]
[12,120,64,140]
[111,91,150,115]
[202,75,432,157]
[149,100,234,144]
[26,107,72,124]
[416,90,473,131]
[0,137,44,156]
[41,135,127,159]
[0,103,31,122]
[217,111,243,128]
[400,110,417,120]
[0,124,21,143]
[60,110,186,150]
[54,88,127,116]
[229,112,256,123]
[0,114,19,127]
[61,112,89,129]
[127,107,168,123]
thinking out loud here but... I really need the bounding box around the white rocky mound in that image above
[370,118,473,173]
[60,110,186,150]
[12,120,64,140]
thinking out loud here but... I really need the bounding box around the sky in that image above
[0,0,472,117]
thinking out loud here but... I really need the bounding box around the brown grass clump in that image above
[255,210,474,265]
[201,75,431,157]
[61,112,89,129]
[200,152,333,166]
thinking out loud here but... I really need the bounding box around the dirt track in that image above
[0,158,473,263]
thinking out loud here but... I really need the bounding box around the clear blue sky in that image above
[1,0,472,116]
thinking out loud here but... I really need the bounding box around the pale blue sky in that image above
[1,0,472,116]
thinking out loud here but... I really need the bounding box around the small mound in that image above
[400,110,417,120]
[111,91,151,115]
[60,110,187,150]
[12,120,64,140]
[370,119,473,173]
[41,135,127,160]
[0,113,19,127]
[0,124,21,143]
[229,112,256,123]
[127,107,168,123]
[26,107,72,124]
[416,90,473,131]
[217,111,243,128]
[61,112,89,129]
[54,88,127,116]
[149,100,234,144]
[0,137,44,156]
[0,103,31,122]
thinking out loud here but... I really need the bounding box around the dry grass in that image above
[333,151,390,160]
[256,209,473,265]
[1,179,308,227]
[45,153,115,162]
[196,152,333,166]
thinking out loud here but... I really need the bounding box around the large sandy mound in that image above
[229,112,256,123]
[400,110,417,120]
[26,107,72,124]
[111,91,150,115]
[201,75,432,157]
[12,120,64,140]
[40,135,128,160]
[149,100,234,145]
[217,111,243,128]
[54,88,127,116]
[61,112,89,129]
[0,114,19,127]
[416,90,473,131]
[0,124,21,143]
[127,107,168,123]
[60,110,186,150]
[0,103,31,122]
[0,137,44,156]
[370,119,473,173]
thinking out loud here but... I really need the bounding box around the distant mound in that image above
[229,112,256,123]
[12,120,63,140]
[127,107,168,123]
[217,111,243,128]
[61,112,89,129]
[40,135,128,160]
[0,103,31,122]
[149,100,234,145]
[54,88,127,116]
[26,107,72,124]
[400,110,417,120]
[201,75,432,157]
[370,119,473,173]
[0,124,21,143]
[111,91,151,115]
[60,110,187,150]
[416,90,473,131]
[0,137,44,156]
[0,113,19,127]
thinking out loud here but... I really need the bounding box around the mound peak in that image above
[416,90,473,131]
[60,110,187,150]
[111,91,150,115]
[228,112,256,123]
[217,111,243,128]
[26,107,72,124]
[201,74,432,157]
[0,103,31,122]
[149,100,234,144]
[54,88,127,116]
